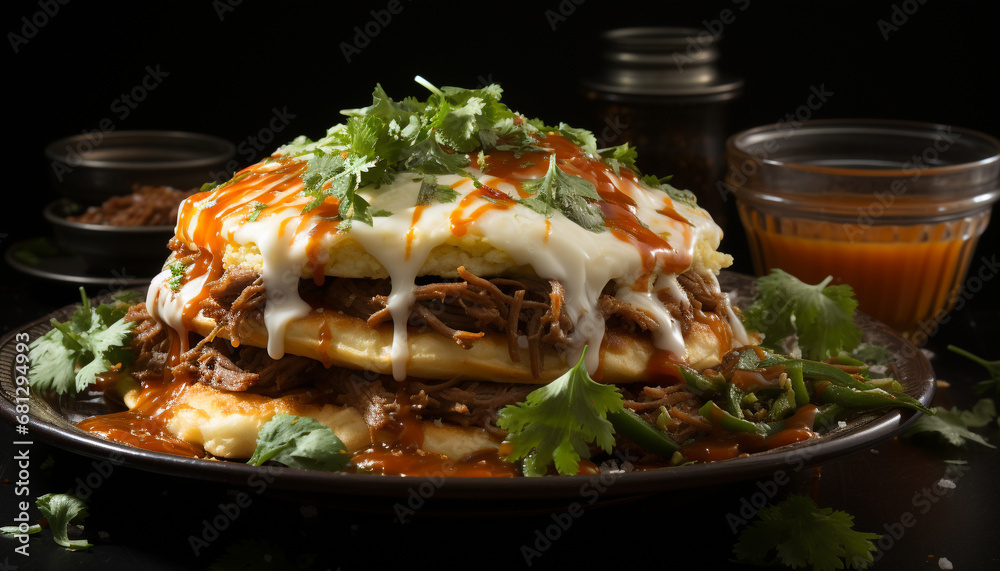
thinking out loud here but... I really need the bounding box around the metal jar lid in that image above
[584,27,744,101]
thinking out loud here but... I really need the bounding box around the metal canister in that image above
[583,27,743,223]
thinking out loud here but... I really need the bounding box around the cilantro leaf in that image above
[496,347,624,476]
[28,288,136,396]
[36,493,92,551]
[248,414,351,471]
[948,345,1000,399]
[657,180,699,209]
[519,154,605,232]
[599,143,639,176]
[849,342,892,369]
[403,134,470,175]
[742,269,862,361]
[902,399,996,449]
[416,175,460,205]
[733,494,881,571]
[554,122,597,155]
[287,78,629,232]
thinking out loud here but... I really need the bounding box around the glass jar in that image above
[726,119,1000,340]
[583,26,743,224]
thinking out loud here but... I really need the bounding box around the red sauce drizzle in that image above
[449,184,515,237]
[77,377,205,457]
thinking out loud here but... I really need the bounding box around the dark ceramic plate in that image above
[0,272,934,506]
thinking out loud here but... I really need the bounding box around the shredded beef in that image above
[200,268,266,345]
[127,257,730,444]
[404,377,535,437]
[126,303,170,382]
[677,271,725,313]
[189,263,731,379]
[172,337,260,392]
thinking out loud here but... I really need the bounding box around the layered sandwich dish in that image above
[28,79,931,477]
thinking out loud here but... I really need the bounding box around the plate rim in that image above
[0,272,936,501]
[4,239,158,286]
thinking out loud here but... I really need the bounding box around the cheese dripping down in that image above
[147,134,745,379]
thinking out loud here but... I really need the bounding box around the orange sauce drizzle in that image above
[351,448,518,477]
[77,377,205,458]
[449,184,515,237]
[406,204,427,260]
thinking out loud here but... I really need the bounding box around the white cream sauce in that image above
[155,146,738,379]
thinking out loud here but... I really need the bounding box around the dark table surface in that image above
[1,256,998,571]
[5,2,1000,569]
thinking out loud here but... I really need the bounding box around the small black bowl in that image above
[45,130,236,205]
[43,199,174,274]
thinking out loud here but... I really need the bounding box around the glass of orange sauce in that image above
[725,119,1000,341]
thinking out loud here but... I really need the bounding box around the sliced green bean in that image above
[725,382,745,419]
[767,383,798,422]
[786,362,810,407]
[608,408,681,458]
[819,384,932,414]
[677,365,724,397]
[699,401,770,436]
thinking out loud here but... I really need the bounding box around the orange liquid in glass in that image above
[741,205,987,338]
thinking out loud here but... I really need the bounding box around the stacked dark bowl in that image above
[42,131,235,276]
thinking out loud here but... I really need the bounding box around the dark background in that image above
[5,0,1000,309]
[3,1,1000,570]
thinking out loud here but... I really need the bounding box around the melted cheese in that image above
[148,134,739,379]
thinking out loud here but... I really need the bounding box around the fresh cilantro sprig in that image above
[293,79,524,227]
[518,154,605,232]
[416,175,460,205]
[902,399,996,449]
[733,494,881,571]
[742,269,862,361]
[947,345,1000,399]
[248,414,351,472]
[647,176,699,209]
[496,347,625,476]
[598,143,639,177]
[283,76,702,231]
[37,493,92,551]
[28,288,138,396]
